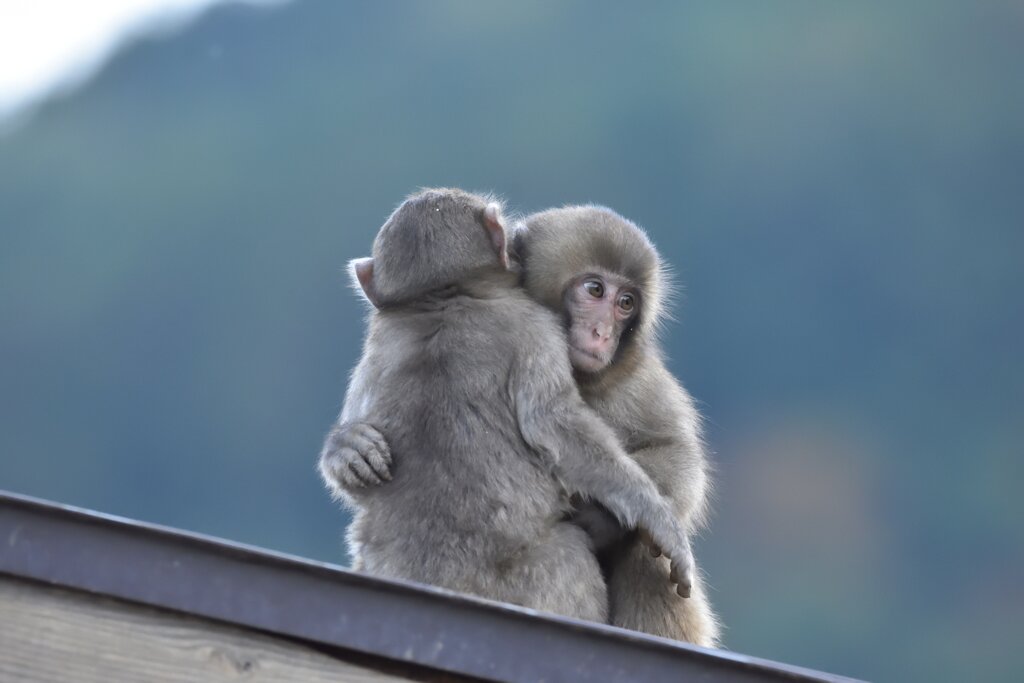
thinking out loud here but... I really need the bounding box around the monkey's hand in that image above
[319,422,393,494]
[569,497,630,552]
[639,527,695,599]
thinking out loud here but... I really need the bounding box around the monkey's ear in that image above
[482,203,509,269]
[349,257,381,308]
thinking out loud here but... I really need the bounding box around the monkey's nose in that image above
[593,322,612,341]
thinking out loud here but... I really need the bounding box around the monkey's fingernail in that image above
[677,584,691,598]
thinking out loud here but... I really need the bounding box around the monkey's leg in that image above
[607,538,720,647]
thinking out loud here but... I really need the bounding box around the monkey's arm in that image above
[567,378,707,551]
[511,354,694,596]
[569,433,707,553]
[318,351,393,502]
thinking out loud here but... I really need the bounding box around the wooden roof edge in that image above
[0,490,865,683]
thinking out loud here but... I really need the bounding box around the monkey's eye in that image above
[583,279,605,298]
[617,292,636,313]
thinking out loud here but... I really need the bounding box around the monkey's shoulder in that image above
[439,288,566,352]
[364,290,562,372]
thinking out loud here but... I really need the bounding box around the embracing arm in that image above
[569,432,708,556]
[511,348,694,596]
[318,356,394,502]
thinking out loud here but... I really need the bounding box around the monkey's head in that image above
[513,206,666,376]
[351,188,509,308]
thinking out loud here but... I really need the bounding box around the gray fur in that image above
[319,189,691,621]
[515,205,721,646]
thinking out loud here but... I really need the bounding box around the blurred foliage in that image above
[1,1,1022,681]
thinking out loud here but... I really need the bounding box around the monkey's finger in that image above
[323,448,362,487]
[320,448,357,488]
[344,427,392,469]
[350,422,384,448]
[668,559,694,599]
[675,568,693,598]
[360,425,393,465]
[346,425,392,480]
[364,447,393,482]
[334,459,365,489]
[347,453,383,487]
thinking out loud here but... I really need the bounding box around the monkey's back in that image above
[346,285,577,591]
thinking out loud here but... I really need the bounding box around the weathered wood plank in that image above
[0,576,412,683]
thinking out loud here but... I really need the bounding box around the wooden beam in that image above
[0,576,422,683]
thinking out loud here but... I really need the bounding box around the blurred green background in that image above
[1,2,1022,681]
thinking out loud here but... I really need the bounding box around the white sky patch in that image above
[0,0,283,128]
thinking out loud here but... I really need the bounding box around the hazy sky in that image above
[0,0,280,125]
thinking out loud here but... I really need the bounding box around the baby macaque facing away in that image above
[320,188,691,621]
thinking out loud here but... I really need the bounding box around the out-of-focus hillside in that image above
[1,2,1021,681]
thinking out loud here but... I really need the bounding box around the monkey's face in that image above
[563,270,638,373]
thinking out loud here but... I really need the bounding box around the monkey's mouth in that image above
[569,344,609,372]
[570,345,602,360]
